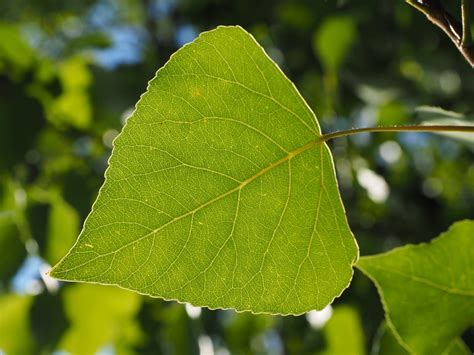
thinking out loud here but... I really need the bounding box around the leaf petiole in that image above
[319,124,474,141]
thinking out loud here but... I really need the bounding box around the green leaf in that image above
[377,101,408,126]
[45,194,80,265]
[0,22,34,78]
[415,105,466,120]
[313,16,357,72]
[159,304,199,354]
[357,220,474,355]
[59,284,142,354]
[374,322,470,355]
[320,305,365,355]
[0,212,25,283]
[422,119,474,145]
[50,26,358,315]
[0,294,34,354]
[224,311,274,353]
[0,178,26,284]
[415,106,474,145]
[45,57,92,130]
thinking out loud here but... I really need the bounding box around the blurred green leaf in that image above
[64,32,112,54]
[45,194,79,265]
[422,119,474,145]
[160,304,199,354]
[277,3,313,29]
[0,22,34,78]
[46,56,92,130]
[50,25,358,315]
[313,16,357,72]
[415,106,465,120]
[0,294,34,354]
[30,292,69,352]
[0,213,25,284]
[0,179,26,284]
[357,220,474,355]
[320,305,365,355]
[377,101,408,126]
[415,106,474,144]
[59,284,142,354]
[224,312,274,353]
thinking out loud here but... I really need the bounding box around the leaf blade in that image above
[357,220,474,355]
[50,26,358,315]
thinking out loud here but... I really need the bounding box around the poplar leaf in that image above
[50,26,358,315]
[357,220,474,355]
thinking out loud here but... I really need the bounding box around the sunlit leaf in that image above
[0,22,34,78]
[50,26,358,315]
[374,322,469,355]
[357,220,474,355]
[46,57,92,129]
[320,305,365,355]
[45,194,79,265]
[58,284,142,354]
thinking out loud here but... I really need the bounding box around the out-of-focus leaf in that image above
[0,179,26,284]
[45,194,79,265]
[422,119,474,145]
[50,25,358,315]
[319,305,365,355]
[415,106,466,119]
[277,3,313,29]
[160,304,199,354]
[0,294,34,354]
[59,284,142,354]
[377,101,408,126]
[0,22,34,78]
[374,322,469,355]
[65,32,112,54]
[313,16,357,72]
[24,187,80,266]
[414,106,474,144]
[357,220,474,355]
[224,312,274,353]
[46,56,92,129]
[30,292,69,352]
[0,213,25,284]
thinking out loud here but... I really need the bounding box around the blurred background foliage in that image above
[0,0,473,354]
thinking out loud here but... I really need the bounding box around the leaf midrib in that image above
[51,138,322,275]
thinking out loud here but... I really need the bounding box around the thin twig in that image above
[406,0,474,67]
[319,124,474,142]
